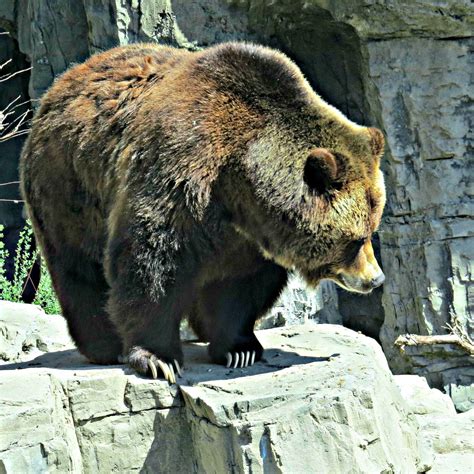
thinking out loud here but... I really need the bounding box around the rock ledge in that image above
[0,303,420,473]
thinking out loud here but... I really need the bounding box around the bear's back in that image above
[35,44,191,132]
[21,45,191,201]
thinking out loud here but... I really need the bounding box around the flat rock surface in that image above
[394,374,457,416]
[415,410,474,474]
[2,302,473,473]
[394,374,474,473]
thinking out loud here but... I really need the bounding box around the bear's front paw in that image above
[225,350,257,368]
[209,334,263,368]
[128,346,183,383]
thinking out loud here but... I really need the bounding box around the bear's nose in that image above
[370,272,385,289]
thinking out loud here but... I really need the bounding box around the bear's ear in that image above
[304,148,338,195]
[368,127,385,158]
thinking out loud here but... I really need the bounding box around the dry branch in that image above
[0,31,32,203]
[0,40,32,143]
[395,333,474,356]
[0,62,32,82]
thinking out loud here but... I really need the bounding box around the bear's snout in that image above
[337,269,385,294]
[370,272,385,289]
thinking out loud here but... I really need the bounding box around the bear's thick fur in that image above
[20,43,386,380]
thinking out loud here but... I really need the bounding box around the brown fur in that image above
[20,42,385,374]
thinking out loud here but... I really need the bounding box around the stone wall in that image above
[0,0,472,393]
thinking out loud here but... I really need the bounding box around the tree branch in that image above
[395,333,474,356]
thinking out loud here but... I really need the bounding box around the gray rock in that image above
[338,285,384,340]
[370,35,473,376]
[394,374,456,416]
[15,0,89,100]
[416,410,474,474]
[0,319,422,473]
[0,1,15,31]
[305,0,473,39]
[0,301,73,362]
[0,370,82,473]
[181,325,420,474]
[389,334,474,412]
[395,374,474,474]
[257,274,341,330]
[445,382,474,414]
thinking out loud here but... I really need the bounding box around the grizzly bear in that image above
[20,42,386,383]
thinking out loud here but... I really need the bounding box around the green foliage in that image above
[0,222,61,314]
[33,257,61,315]
[0,225,10,299]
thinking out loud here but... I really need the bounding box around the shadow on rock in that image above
[169,343,340,385]
[0,343,339,385]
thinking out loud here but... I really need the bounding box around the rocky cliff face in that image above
[0,0,472,400]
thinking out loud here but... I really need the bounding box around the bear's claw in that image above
[225,351,256,368]
[129,347,183,383]
[147,356,182,383]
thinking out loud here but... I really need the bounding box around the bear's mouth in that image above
[334,274,374,294]
[335,271,385,294]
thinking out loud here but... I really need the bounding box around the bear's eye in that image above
[343,238,366,265]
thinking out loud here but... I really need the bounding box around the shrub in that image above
[0,221,61,314]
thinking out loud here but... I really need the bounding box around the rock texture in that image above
[2,301,474,473]
[257,275,341,330]
[0,301,73,362]
[1,302,422,473]
[394,374,474,474]
[0,0,472,403]
[415,409,474,474]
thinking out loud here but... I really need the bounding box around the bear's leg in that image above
[45,247,123,364]
[104,222,192,382]
[107,285,185,383]
[195,261,287,367]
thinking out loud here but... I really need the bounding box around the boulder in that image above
[395,374,474,474]
[0,301,73,362]
[394,374,456,416]
[257,275,341,330]
[0,302,421,473]
[180,326,419,473]
[446,382,474,414]
[415,410,474,474]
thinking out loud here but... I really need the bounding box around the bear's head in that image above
[206,43,387,294]
[230,121,386,294]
